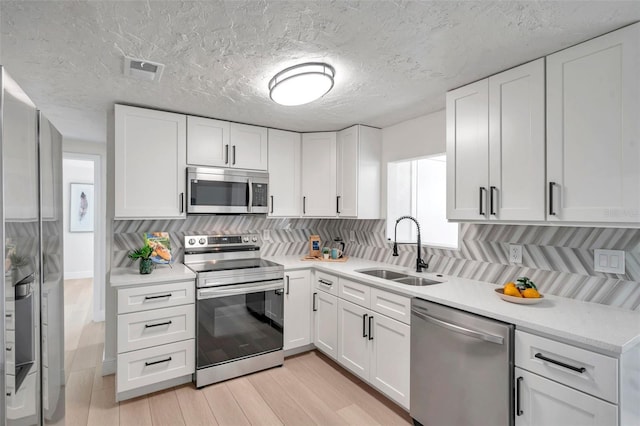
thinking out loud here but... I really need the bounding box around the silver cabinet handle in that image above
[412,308,504,344]
[312,292,318,311]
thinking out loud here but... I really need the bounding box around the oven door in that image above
[196,280,284,370]
[187,169,250,214]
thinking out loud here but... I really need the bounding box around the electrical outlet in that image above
[509,244,523,264]
[349,230,356,242]
[594,249,625,274]
[263,229,272,242]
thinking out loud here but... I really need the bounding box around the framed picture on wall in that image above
[69,183,94,232]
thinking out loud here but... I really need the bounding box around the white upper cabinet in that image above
[337,125,382,219]
[489,58,545,221]
[547,23,640,223]
[229,123,268,171]
[446,79,489,221]
[301,132,337,217]
[186,116,230,167]
[447,59,545,222]
[115,105,187,219]
[267,129,301,217]
[187,118,267,171]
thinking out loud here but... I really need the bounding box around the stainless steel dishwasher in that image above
[411,298,514,426]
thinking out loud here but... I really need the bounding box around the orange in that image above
[504,282,516,289]
[522,288,541,298]
[504,286,523,297]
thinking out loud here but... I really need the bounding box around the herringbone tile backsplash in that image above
[113,217,640,310]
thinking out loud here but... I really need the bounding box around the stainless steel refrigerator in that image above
[1,67,65,424]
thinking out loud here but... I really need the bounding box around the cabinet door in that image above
[268,129,301,217]
[489,59,545,221]
[313,290,338,359]
[230,123,268,170]
[115,105,186,219]
[337,299,369,380]
[337,126,358,217]
[446,79,490,221]
[283,270,311,350]
[301,132,337,217]
[547,23,640,222]
[515,368,617,426]
[370,314,410,409]
[186,116,230,167]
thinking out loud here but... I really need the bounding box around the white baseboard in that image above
[64,271,93,280]
[102,357,116,376]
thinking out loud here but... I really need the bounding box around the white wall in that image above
[381,109,446,217]
[63,158,94,278]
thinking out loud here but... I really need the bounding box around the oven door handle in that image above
[197,280,284,299]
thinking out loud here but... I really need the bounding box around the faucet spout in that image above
[392,215,429,273]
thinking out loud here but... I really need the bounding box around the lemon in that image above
[522,288,541,298]
[504,286,523,298]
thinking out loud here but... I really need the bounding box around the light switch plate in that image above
[594,249,625,274]
[349,230,356,243]
[509,244,523,264]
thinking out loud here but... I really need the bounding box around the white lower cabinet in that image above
[313,288,339,359]
[114,278,195,401]
[337,298,410,409]
[283,270,312,350]
[515,368,617,426]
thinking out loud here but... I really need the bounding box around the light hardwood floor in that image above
[63,278,412,426]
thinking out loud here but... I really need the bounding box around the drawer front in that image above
[315,271,338,296]
[118,304,195,353]
[515,330,618,403]
[370,288,411,325]
[117,280,195,314]
[339,278,371,308]
[117,339,195,394]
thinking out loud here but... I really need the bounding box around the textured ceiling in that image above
[1,1,640,143]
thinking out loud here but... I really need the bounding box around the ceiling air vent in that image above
[123,56,165,82]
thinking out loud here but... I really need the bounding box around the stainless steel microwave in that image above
[187,167,269,214]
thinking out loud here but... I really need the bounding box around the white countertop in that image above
[265,255,640,355]
[110,263,196,287]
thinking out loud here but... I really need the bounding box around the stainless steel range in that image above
[184,234,284,388]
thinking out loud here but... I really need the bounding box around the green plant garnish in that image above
[516,276,537,290]
[128,245,153,260]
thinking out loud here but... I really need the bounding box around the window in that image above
[387,154,458,249]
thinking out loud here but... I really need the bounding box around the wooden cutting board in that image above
[301,256,349,263]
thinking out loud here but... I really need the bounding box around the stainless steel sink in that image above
[357,269,408,280]
[356,269,446,287]
[394,276,445,286]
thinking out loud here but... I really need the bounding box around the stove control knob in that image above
[188,238,196,246]
[251,236,258,242]
[243,236,250,243]
[199,238,207,245]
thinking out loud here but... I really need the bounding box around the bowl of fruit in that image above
[495,277,544,305]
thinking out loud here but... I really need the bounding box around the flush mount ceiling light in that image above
[269,62,335,106]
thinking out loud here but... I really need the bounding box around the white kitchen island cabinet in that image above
[114,105,187,219]
[546,22,640,223]
[301,132,337,217]
[447,58,545,222]
[283,270,312,350]
[268,129,301,217]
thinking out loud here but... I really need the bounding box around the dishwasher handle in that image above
[412,307,504,345]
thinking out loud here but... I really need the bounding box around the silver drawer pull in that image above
[144,294,172,301]
[144,321,172,329]
[534,353,586,373]
[144,357,172,367]
[318,279,333,286]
